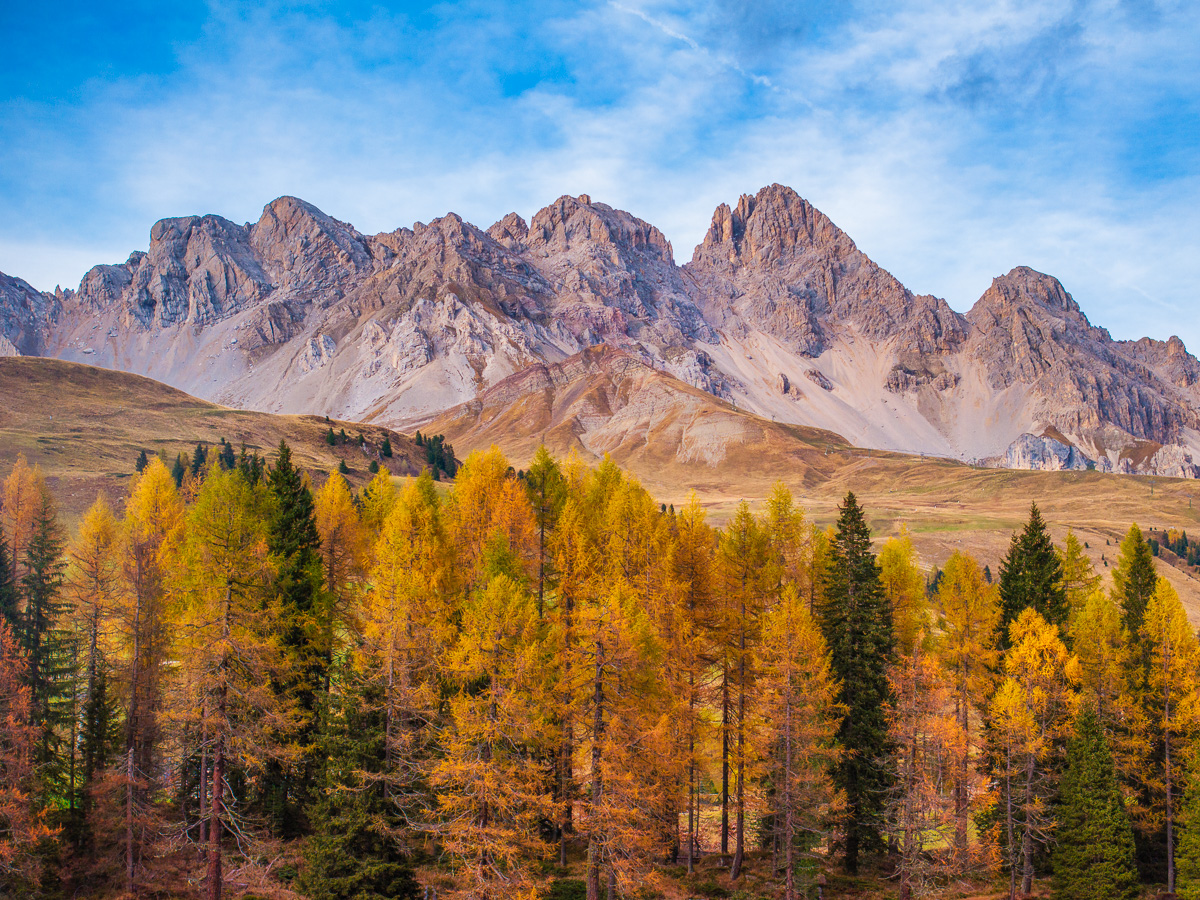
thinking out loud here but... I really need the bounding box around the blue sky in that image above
[2,1,1198,347]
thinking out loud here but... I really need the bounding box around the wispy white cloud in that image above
[0,0,1197,348]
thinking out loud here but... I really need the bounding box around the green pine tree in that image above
[1112,523,1158,638]
[819,491,895,874]
[190,442,207,478]
[1051,706,1138,900]
[134,449,149,473]
[0,531,17,630]
[998,503,1067,645]
[381,436,393,458]
[20,487,73,793]
[298,676,421,900]
[325,427,337,446]
[1179,741,1200,900]
[171,453,187,488]
[263,439,329,836]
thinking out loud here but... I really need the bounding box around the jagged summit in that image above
[3,183,1200,478]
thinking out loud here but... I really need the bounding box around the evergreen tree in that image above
[1112,523,1158,640]
[134,449,149,473]
[337,460,350,476]
[0,532,17,630]
[819,491,895,873]
[20,485,72,789]
[217,439,236,471]
[1051,706,1137,900]
[1178,741,1200,900]
[299,676,420,900]
[171,453,187,488]
[263,440,328,835]
[325,427,336,446]
[381,436,393,458]
[998,503,1066,645]
[190,443,207,478]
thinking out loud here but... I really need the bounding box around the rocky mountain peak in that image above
[251,196,372,291]
[487,212,530,252]
[693,183,853,268]
[526,195,673,262]
[968,267,1090,327]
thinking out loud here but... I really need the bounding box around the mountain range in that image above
[3,183,1198,477]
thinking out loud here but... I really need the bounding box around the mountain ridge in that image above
[3,182,1198,477]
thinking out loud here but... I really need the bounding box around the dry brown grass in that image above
[0,357,430,528]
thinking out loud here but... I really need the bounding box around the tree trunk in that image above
[1020,750,1035,896]
[207,725,224,900]
[1167,679,1176,894]
[731,620,746,879]
[586,645,605,900]
[721,663,730,862]
[784,686,795,900]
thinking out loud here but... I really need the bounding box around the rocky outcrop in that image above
[8,184,1200,478]
[1000,433,1093,472]
[0,272,58,355]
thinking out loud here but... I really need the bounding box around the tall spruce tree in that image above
[1112,523,1158,640]
[1051,706,1137,900]
[998,503,1066,645]
[819,491,895,873]
[20,486,72,791]
[0,532,17,629]
[299,675,421,900]
[264,440,327,835]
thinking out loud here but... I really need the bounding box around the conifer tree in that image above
[756,584,841,900]
[64,495,122,842]
[1178,741,1200,900]
[431,573,553,899]
[988,609,1079,899]
[116,457,183,894]
[936,550,1000,861]
[524,446,567,618]
[0,620,56,894]
[998,503,1067,643]
[263,439,328,833]
[716,500,768,878]
[1,454,39,586]
[381,436,393,458]
[298,673,420,900]
[1113,523,1158,638]
[1050,706,1137,900]
[1057,530,1099,629]
[1138,579,1200,893]
[665,492,715,874]
[0,533,17,636]
[878,527,926,657]
[20,483,71,791]
[313,471,365,685]
[819,491,895,873]
[175,468,296,900]
[171,454,187,488]
[134,449,149,473]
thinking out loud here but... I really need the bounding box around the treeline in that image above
[0,444,1197,900]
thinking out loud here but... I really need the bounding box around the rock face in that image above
[1000,433,1094,472]
[5,183,1200,477]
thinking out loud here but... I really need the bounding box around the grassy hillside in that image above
[429,347,1200,620]
[0,357,433,525]
[6,354,1200,621]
